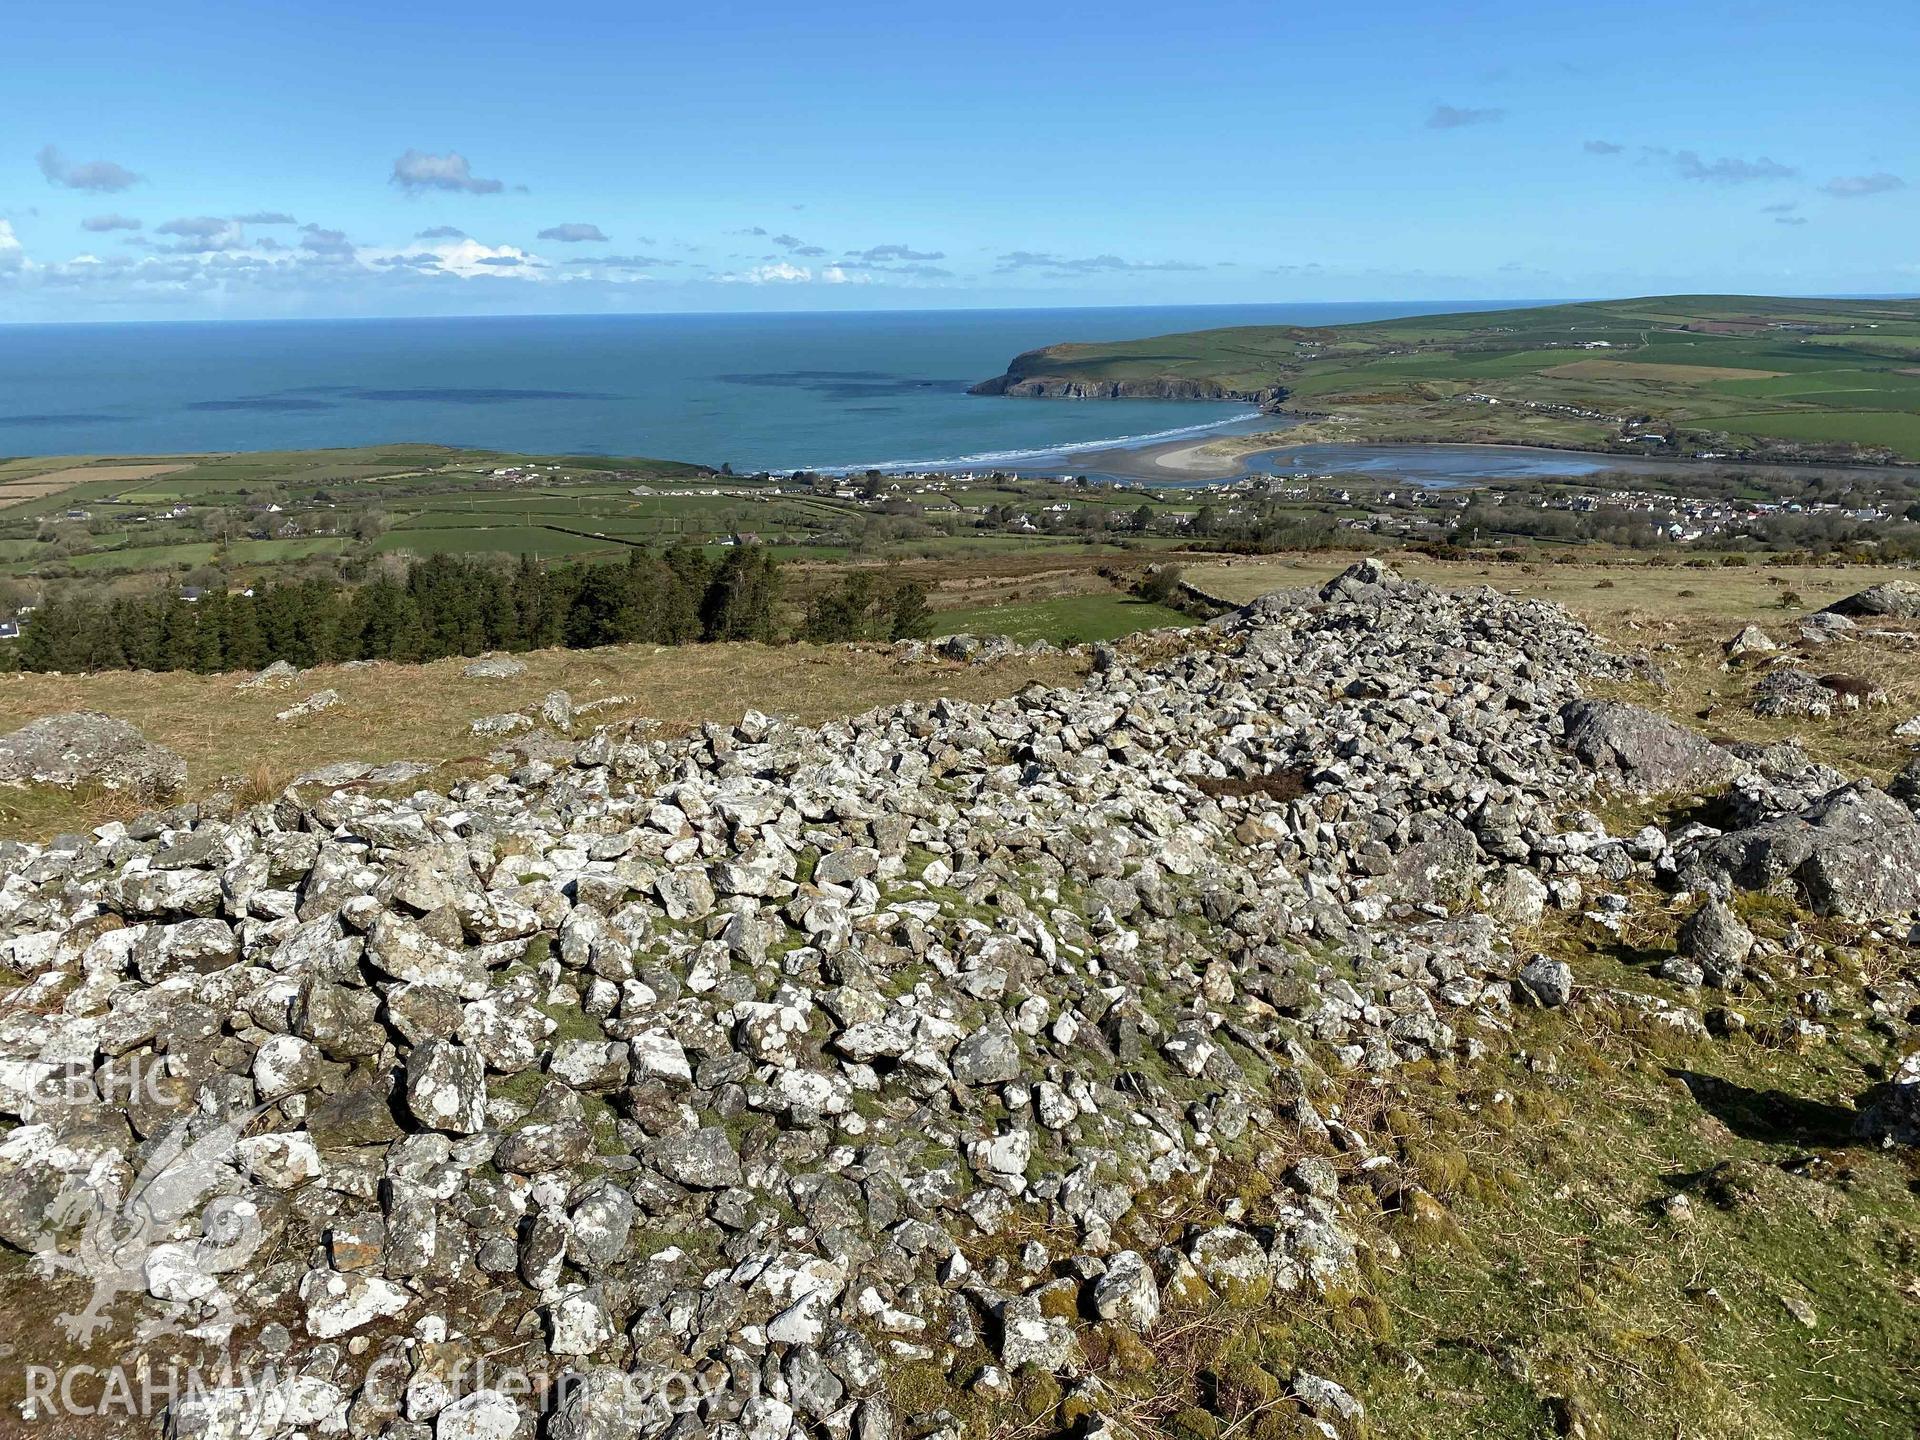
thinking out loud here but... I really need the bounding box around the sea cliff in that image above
[968,346,1286,404]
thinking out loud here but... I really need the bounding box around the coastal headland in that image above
[971,294,1920,466]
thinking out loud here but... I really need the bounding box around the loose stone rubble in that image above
[0,561,1914,1440]
[278,689,344,723]
[242,659,303,690]
[465,655,531,681]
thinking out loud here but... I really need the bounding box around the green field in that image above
[1711,409,1920,453]
[977,295,1920,461]
[930,594,1187,643]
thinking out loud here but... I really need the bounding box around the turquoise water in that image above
[0,302,1525,472]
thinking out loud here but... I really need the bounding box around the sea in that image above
[0,302,1529,474]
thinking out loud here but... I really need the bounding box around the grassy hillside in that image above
[979,295,1920,461]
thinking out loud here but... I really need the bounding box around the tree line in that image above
[5,546,793,675]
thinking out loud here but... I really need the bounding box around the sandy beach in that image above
[1051,429,1286,482]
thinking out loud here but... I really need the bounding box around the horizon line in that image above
[5,290,1918,332]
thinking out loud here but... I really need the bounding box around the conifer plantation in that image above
[7,545,792,674]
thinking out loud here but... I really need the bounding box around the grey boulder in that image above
[1822,581,1920,619]
[0,711,186,796]
[1558,699,1739,796]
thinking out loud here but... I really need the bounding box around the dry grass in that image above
[0,642,1084,837]
[1186,550,1918,632]
[1590,627,1920,782]
[813,549,1138,612]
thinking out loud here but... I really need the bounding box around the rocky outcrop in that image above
[1722,624,1777,662]
[276,689,341,722]
[0,711,185,797]
[463,654,528,680]
[1678,781,1920,920]
[1821,580,1920,619]
[1860,1050,1920,1146]
[1752,668,1833,720]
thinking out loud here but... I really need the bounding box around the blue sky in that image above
[1,0,1914,321]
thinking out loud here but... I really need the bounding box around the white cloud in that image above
[1821,172,1904,198]
[372,236,546,278]
[37,145,140,192]
[389,149,507,195]
[1427,104,1505,130]
[298,224,356,260]
[537,222,607,242]
[154,215,240,252]
[996,250,1205,274]
[0,220,25,274]
[1645,148,1797,184]
[846,243,946,263]
[559,254,675,276]
[720,261,812,284]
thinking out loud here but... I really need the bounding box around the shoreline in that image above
[1010,422,1920,487]
[1028,432,1279,482]
[14,419,1916,492]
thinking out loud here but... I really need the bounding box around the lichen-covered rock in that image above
[649,1125,743,1189]
[1558,699,1739,795]
[1752,668,1832,720]
[0,711,185,796]
[1723,624,1777,661]
[1681,782,1920,920]
[997,1293,1081,1373]
[1677,898,1754,981]
[241,657,301,688]
[951,1020,1021,1086]
[404,1039,488,1133]
[1189,1225,1273,1304]
[1859,1050,1920,1147]
[276,688,341,722]
[1516,954,1574,1008]
[462,654,528,680]
[1091,1249,1161,1330]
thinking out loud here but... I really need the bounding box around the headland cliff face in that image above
[968,347,1287,404]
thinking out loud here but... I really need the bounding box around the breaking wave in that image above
[786,410,1267,476]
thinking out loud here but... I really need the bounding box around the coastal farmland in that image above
[975,294,1920,462]
[0,443,1209,588]
[0,459,194,509]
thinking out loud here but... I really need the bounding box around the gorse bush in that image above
[1133,565,1183,606]
[801,574,933,644]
